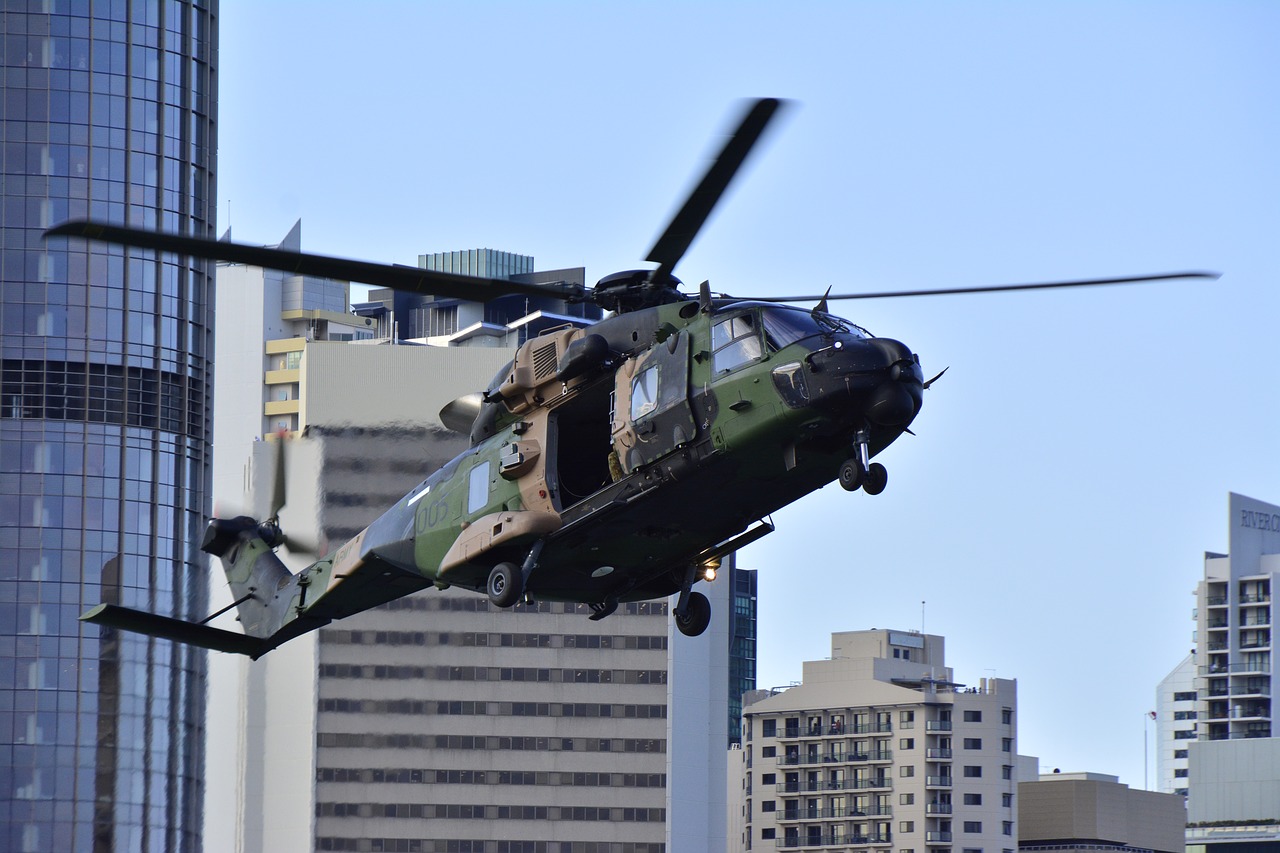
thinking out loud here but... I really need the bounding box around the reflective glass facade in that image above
[0,1,216,850]
[728,562,756,746]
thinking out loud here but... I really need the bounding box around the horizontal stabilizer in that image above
[81,603,266,658]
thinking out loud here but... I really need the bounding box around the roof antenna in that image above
[921,600,926,634]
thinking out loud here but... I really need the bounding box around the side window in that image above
[467,460,490,514]
[630,365,659,421]
[712,313,763,375]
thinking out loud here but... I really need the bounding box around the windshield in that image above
[761,305,866,350]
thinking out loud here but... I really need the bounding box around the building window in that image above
[963,766,982,778]
[1173,691,1197,701]
[900,766,915,778]
[900,793,915,805]
[762,828,775,840]
[1174,768,1189,778]
[762,773,776,785]
[763,719,777,738]
[900,738,915,750]
[1001,793,1012,808]
[1174,749,1188,759]
[1174,730,1195,740]
[963,794,982,806]
[763,800,776,812]
[1001,708,1012,724]
[1001,738,1012,752]
[963,738,982,750]
[963,822,983,833]
[762,746,776,758]
[901,822,915,833]
[1001,766,1013,780]
[1003,822,1013,836]
[963,710,982,723]
[901,710,915,726]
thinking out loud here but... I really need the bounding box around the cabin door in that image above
[611,329,696,475]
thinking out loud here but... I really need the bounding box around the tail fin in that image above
[200,516,293,639]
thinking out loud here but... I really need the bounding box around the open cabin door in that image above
[611,329,697,475]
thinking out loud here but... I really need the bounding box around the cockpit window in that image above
[761,305,865,350]
[711,313,764,375]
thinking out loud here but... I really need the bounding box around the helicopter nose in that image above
[865,338,923,426]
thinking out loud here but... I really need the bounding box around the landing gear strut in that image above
[839,429,888,495]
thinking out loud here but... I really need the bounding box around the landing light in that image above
[701,557,721,582]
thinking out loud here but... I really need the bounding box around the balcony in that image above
[780,806,893,821]
[925,776,954,788]
[776,778,885,794]
[854,723,893,734]
[776,834,892,849]
[1202,663,1271,675]
[851,777,892,790]
[925,721,953,732]
[926,748,953,759]
[926,803,953,815]
[779,752,845,767]
[1229,705,1270,719]
[1233,683,1270,696]
[927,832,954,843]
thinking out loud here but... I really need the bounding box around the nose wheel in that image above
[840,430,888,495]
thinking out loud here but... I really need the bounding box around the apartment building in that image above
[738,630,1017,853]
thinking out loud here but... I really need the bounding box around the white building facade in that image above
[1154,654,1197,795]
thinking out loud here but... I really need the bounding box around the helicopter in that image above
[48,98,1216,659]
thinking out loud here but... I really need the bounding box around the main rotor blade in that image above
[645,98,786,283]
[45,220,583,303]
[746,271,1220,303]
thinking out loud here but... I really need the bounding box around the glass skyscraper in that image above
[1,2,216,850]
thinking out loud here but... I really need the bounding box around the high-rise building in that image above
[1159,493,1280,853]
[0,3,217,851]
[728,563,757,747]
[737,629,1017,853]
[207,233,750,852]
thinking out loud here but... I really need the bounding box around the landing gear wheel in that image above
[862,462,888,496]
[838,459,863,492]
[675,591,712,637]
[486,562,522,608]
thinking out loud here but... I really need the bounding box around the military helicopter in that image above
[48,98,1216,659]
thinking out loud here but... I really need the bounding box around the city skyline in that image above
[212,2,1280,788]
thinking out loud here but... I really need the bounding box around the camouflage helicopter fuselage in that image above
[182,296,922,655]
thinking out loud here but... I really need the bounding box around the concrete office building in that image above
[0,3,217,850]
[1017,771,1185,853]
[738,630,1017,853]
[1156,493,1280,853]
[207,233,750,852]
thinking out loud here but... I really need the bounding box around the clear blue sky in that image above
[217,2,1280,787]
